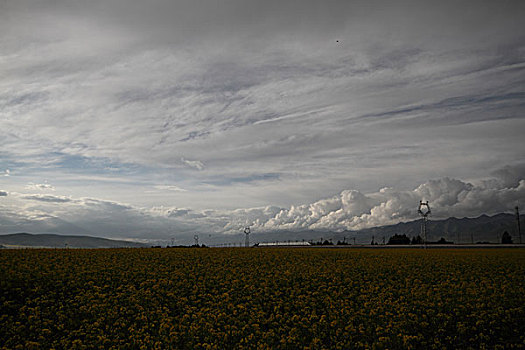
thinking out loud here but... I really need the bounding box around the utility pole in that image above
[244,227,250,247]
[418,201,431,249]
[516,206,521,244]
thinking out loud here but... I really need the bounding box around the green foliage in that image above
[1,248,524,349]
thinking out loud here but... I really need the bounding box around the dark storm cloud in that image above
[491,164,525,189]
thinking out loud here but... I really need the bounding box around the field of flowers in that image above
[1,248,524,349]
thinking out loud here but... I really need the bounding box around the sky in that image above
[1,0,524,244]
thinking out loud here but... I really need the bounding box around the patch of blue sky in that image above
[44,153,148,177]
[0,156,25,171]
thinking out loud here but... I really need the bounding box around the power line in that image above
[516,206,521,244]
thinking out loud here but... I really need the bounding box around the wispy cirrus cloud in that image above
[153,185,187,192]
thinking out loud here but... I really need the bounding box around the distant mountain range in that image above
[351,213,523,244]
[246,213,524,245]
[0,233,148,248]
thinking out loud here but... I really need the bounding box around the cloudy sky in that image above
[1,0,524,243]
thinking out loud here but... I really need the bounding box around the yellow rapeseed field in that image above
[1,248,524,349]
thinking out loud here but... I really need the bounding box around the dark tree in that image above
[435,237,453,244]
[388,234,410,245]
[411,235,423,244]
[501,231,513,244]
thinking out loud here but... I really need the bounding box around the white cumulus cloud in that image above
[242,169,525,233]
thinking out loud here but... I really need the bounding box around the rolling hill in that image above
[0,233,148,248]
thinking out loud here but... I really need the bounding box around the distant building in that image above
[257,241,311,247]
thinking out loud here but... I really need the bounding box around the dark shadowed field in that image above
[1,248,524,349]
